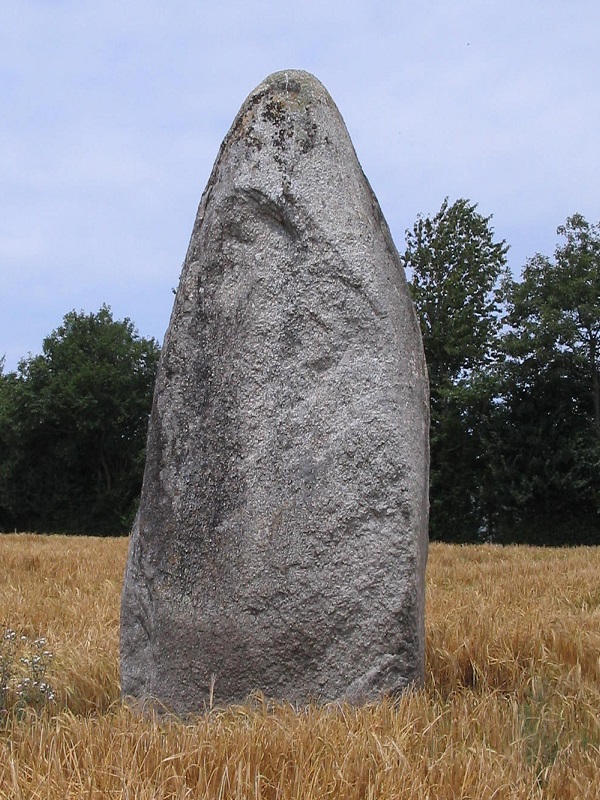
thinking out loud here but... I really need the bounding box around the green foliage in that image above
[404,197,509,386]
[405,202,599,545]
[0,306,160,535]
[403,198,508,541]
[503,214,600,434]
[494,215,600,543]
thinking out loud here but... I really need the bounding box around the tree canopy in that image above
[404,197,509,386]
[403,198,508,541]
[0,306,160,535]
[405,203,599,545]
[495,214,600,543]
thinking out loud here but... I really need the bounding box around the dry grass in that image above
[1,535,600,798]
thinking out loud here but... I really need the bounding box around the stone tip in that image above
[261,68,320,85]
[250,69,332,104]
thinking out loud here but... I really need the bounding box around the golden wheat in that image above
[1,535,600,798]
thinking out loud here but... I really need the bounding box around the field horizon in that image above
[1,534,600,798]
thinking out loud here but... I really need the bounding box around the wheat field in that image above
[1,534,600,799]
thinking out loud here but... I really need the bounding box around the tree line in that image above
[404,201,599,545]
[0,204,598,542]
[0,306,160,535]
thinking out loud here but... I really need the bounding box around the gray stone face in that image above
[120,70,429,714]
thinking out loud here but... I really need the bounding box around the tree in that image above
[496,214,600,543]
[404,197,509,387]
[402,198,509,541]
[504,214,600,434]
[0,306,160,535]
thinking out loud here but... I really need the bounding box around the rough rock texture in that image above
[120,70,429,714]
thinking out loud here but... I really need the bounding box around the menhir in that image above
[120,69,429,715]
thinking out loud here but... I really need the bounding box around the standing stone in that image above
[120,70,429,714]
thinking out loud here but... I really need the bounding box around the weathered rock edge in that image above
[120,69,429,715]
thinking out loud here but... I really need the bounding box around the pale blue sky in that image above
[2,1,599,370]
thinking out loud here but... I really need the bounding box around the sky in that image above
[2,0,599,371]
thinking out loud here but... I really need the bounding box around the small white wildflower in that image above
[3,630,16,641]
